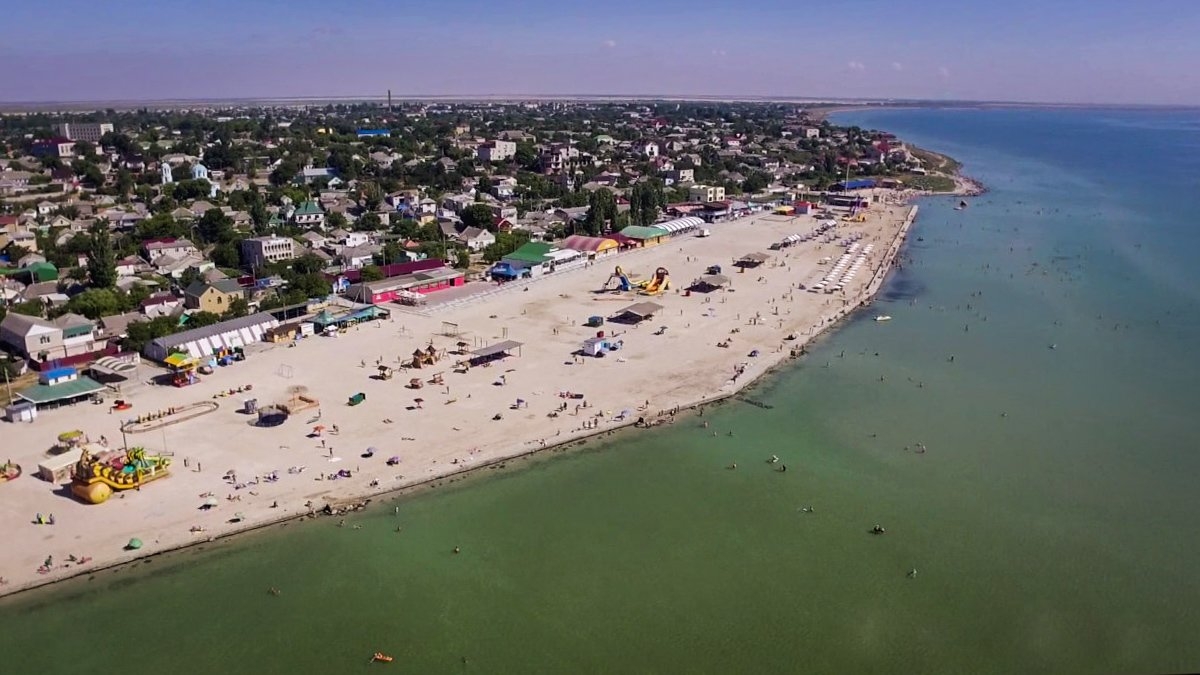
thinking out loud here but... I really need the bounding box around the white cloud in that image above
[847,60,866,72]
[712,49,727,57]
[891,62,903,72]
[602,39,617,48]
[938,65,951,79]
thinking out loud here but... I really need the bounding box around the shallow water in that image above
[2,107,1199,674]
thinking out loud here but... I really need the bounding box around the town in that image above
[0,100,955,388]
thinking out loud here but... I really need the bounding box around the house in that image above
[339,245,379,270]
[292,201,325,227]
[456,227,495,252]
[188,200,217,217]
[155,253,213,280]
[688,185,726,203]
[0,312,99,360]
[140,292,183,318]
[184,278,244,313]
[115,255,151,277]
[297,231,327,249]
[802,127,821,139]
[144,238,199,262]
[97,311,145,340]
[296,166,336,184]
[664,168,694,185]
[641,142,660,158]
[475,140,515,163]
[241,235,296,268]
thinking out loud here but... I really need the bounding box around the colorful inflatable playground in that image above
[70,446,171,504]
[603,266,668,295]
[1,458,20,483]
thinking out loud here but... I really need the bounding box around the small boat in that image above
[371,653,394,663]
[874,315,892,322]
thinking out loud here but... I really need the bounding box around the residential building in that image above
[477,140,517,163]
[55,122,114,142]
[0,312,100,360]
[802,127,821,139]
[292,201,325,227]
[184,278,244,313]
[664,168,695,185]
[241,235,297,268]
[689,184,726,203]
[456,226,495,252]
[32,138,75,158]
[642,142,660,158]
[144,238,199,262]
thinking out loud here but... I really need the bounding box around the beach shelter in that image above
[559,235,619,258]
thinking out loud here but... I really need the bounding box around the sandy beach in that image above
[1,194,924,596]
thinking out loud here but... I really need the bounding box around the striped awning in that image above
[653,216,704,234]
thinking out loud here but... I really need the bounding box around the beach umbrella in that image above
[413,398,424,408]
[203,496,219,508]
[313,425,326,432]
[233,512,245,522]
[387,456,401,465]
[365,447,377,457]
[126,538,143,550]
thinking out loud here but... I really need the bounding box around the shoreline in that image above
[2,191,931,600]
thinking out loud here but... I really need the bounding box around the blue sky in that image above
[3,0,1198,104]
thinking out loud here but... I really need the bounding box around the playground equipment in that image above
[409,344,441,369]
[640,267,670,296]
[213,346,246,366]
[1,459,20,483]
[604,266,645,292]
[164,353,200,387]
[121,401,220,434]
[70,446,171,504]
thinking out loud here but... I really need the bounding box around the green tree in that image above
[455,248,471,269]
[360,265,385,282]
[222,297,250,319]
[584,188,618,235]
[64,288,125,319]
[123,316,177,353]
[87,224,118,288]
[186,311,222,328]
[460,203,494,231]
[210,241,241,268]
[196,208,234,244]
[358,182,383,211]
[327,212,348,230]
[10,300,45,317]
[355,212,382,232]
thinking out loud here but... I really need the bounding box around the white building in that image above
[477,140,517,163]
[55,123,114,143]
[688,184,726,203]
[241,235,296,268]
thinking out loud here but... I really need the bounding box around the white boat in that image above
[874,315,892,322]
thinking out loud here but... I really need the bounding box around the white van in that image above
[697,228,712,238]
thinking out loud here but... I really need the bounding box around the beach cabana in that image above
[612,301,664,324]
[468,340,523,367]
[559,235,619,258]
[736,252,771,268]
[688,274,730,293]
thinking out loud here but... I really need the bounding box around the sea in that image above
[2,107,1199,675]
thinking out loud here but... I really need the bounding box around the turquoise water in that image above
[3,108,1200,674]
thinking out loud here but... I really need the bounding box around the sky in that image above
[2,0,1199,105]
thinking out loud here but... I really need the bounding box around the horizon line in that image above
[1,93,1197,113]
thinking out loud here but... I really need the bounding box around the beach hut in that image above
[612,301,664,324]
[468,340,523,367]
[688,274,730,293]
[736,252,771,268]
[559,235,619,259]
[615,225,669,248]
[581,336,611,357]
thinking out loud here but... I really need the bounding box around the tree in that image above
[460,203,495,231]
[360,265,384,282]
[123,315,177,353]
[209,241,241,268]
[222,297,250,319]
[73,141,95,159]
[355,212,382,232]
[455,248,471,269]
[327,212,348,230]
[196,208,234,244]
[10,300,45,317]
[87,224,117,288]
[186,311,222,328]
[358,182,383,211]
[64,288,125,319]
[584,188,618,235]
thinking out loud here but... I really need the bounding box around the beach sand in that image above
[0,197,918,596]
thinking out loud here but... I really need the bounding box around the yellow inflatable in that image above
[70,447,170,504]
